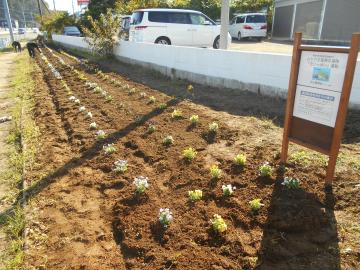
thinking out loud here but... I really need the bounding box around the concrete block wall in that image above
[52,34,360,108]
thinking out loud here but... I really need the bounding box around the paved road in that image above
[0,51,17,260]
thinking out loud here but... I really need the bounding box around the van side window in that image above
[189,14,206,25]
[148,12,169,23]
[236,17,245,24]
[246,15,266,23]
[169,12,190,24]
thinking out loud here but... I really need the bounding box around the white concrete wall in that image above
[52,35,360,108]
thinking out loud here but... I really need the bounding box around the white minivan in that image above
[129,8,231,49]
[229,13,267,41]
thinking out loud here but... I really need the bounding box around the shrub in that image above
[89,122,97,130]
[171,109,183,119]
[190,115,199,124]
[96,130,106,140]
[234,154,246,166]
[210,165,222,179]
[209,122,219,132]
[133,176,149,194]
[188,190,203,202]
[159,208,173,227]
[281,177,300,189]
[163,135,174,146]
[113,160,128,173]
[103,143,116,155]
[210,214,227,233]
[259,162,273,177]
[222,184,235,197]
[182,147,197,161]
[249,199,264,212]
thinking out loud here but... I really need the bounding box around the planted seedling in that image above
[79,106,86,112]
[148,96,156,104]
[187,84,194,93]
[210,165,221,179]
[148,124,156,133]
[105,95,113,102]
[100,90,108,97]
[190,115,199,124]
[281,177,301,189]
[86,112,93,119]
[159,208,173,227]
[234,154,246,166]
[69,96,76,101]
[133,176,149,194]
[188,190,203,202]
[103,143,116,155]
[158,103,167,110]
[210,214,227,233]
[139,92,147,98]
[96,130,106,140]
[163,135,174,146]
[182,147,197,161]
[74,99,80,105]
[128,88,136,95]
[89,122,97,130]
[249,199,264,212]
[94,86,102,94]
[209,122,219,132]
[222,184,235,197]
[171,109,182,119]
[113,160,128,173]
[259,162,273,177]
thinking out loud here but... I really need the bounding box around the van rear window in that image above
[131,12,144,25]
[149,12,190,24]
[246,15,266,23]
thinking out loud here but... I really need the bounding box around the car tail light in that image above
[261,25,267,30]
[135,26,148,30]
[243,25,253,30]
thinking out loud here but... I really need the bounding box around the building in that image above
[272,0,360,43]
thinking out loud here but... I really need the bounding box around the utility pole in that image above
[53,0,56,11]
[72,0,76,19]
[220,0,230,49]
[3,0,14,42]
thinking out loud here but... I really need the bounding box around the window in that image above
[148,12,169,23]
[230,18,236,25]
[131,12,144,25]
[169,12,190,24]
[189,13,206,25]
[246,15,266,23]
[236,17,245,24]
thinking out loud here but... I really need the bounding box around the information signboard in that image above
[281,32,360,185]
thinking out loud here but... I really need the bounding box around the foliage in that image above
[89,122,97,130]
[188,189,203,202]
[103,143,117,154]
[114,160,128,173]
[133,176,150,194]
[234,154,246,166]
[183,147,197,161]
[222,184,235,196]
[210,214,227,233]
[259,162,272,177]
[249,198,264,212]
[159,208,173,227]
[38,11,76,37]
[282,177,301,189]
[82,9,120,56]
[190,115,199,124]
[163,135,174,146]
[148,96,156,104]
[209,122,219,132]
[148,124,156,133]
[96,130,106,140]
[210,165,221,179]
[171,109,183,119]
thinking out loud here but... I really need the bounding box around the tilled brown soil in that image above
[22,46,360,270]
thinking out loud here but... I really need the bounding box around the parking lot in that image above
[229,39,293,54]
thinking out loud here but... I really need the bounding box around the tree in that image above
[82,9,120,56]
[38,11,76,37]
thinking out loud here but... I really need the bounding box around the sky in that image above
[44,0,81,14]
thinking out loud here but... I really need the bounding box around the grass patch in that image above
[0,52,39,269]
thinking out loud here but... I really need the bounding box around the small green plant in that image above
[187,84,194,93]
[249,199,264,212]
[282,177,301,189]
[139,92,147,98]
[128,88,136,95]
[222,184,235,197]
[190,115,199,124]
[113,160,128,173]
[209,122,219,132]
[89,122,97,130]
[182,147,197,161]
[171,109,182,119]
[188,189,203,202]
[159,208,173,227]
[148,96,156,104]
[103,143,116,155]
[259,162,272,177]
[210,165,222,179]
[105,95,113,102]
[210,214,227,233]
[163,135,174,146]
[96,130,106,140]
[158,103,167,110]
[234,154,246,166]
[133,176,149,194]
[148,124,156,133]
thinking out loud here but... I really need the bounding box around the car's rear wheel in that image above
[155,37,171,45]
[213,36,220,49]
[238,32,242,41]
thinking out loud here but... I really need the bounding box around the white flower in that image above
[209,122,219,132]
[69,96,76,101]
[222,184,236,196]
[133,176,149,193]
[79,106,86,112]
[100,90,108,97]
[86,112,93,119]
[159,208,173,227]
[89,122,97,129]
[103,143,116,154]
[96,130,106,140]
[74,99,80,105]
[114,160,128,173]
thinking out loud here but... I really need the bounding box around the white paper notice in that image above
[297,51,348,92]
[293,85,341,127]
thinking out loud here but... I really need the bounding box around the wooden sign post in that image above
[281,32,360,186]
